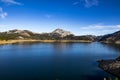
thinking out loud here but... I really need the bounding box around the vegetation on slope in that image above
[0,29,96,42]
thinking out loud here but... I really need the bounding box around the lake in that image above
[0,42,120,80]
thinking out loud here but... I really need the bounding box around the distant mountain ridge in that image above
[0,28,96,41]
[99,31,120,44]
[1,28,120,44]
[6,29,36,37]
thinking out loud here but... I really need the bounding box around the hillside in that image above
[98,31,120,44]
[0,29,96,42]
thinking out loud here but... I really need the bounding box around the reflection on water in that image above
[52,43,74,53]
[102,43,120,52]
[0,42,120,80]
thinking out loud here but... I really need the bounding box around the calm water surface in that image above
[0,42,120,80]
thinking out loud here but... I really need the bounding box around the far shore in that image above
[0,40,93,45]
[100,41,120,44]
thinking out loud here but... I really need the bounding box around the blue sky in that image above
[0,0,120,35]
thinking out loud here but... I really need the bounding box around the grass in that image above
[0,40,93,44]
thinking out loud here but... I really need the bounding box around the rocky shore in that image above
[98,57,120,78]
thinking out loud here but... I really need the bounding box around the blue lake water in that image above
[0,42,120,80]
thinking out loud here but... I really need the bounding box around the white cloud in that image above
[0,12,7,19]
[0,7,8,19]
[73,0,99,8]
[73,1,80,5]
[1,0,22,5]
[84,0,98,7]
[45,14,52,18]
[79,24,120,35]
[0,0,22,19]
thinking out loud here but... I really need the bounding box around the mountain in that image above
[0,29,38,40]
[6,29,36,37]
[0,28,96,41]
[51,28,73,37]
[98,30,120,44]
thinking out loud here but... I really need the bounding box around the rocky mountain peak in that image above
[53,28,64,33]
[52,28,73,37]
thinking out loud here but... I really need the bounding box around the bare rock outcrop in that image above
[98,57,120,78]
[51,28,73,37]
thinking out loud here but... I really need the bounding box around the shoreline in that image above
[100,41,120,44]
[0,40,93,45]
[98,56,120,78]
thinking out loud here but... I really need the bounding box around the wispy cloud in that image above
[0,7,8,19]
[0,24,8,28]
[73,1,80,5]
[79,24,120,35]
[84,0,98,8]
[0,0,22,19]
[1,0,22,5]
[73,0,99,8]
[0,24,12,32]
[45,14,52,18]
